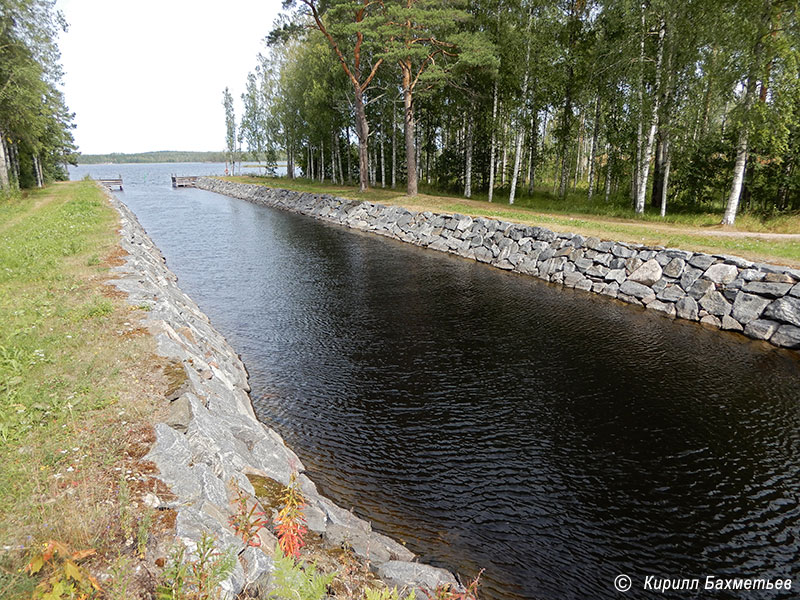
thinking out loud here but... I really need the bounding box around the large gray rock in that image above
[742,281,793,298]
[377,561,459,593]
[680,267,703,291]
[699,291,732,318]
[676,296,699,321]
[703,263,738,285]
[731,292,771,325]
[657,285,685,303]
[647,300,676,317]
[619,280,656,300]
[762,296,800,327]
[743,319,780,341]
[721,315,744,332]
[688,254,716,270]
[687,278,715,300]
[663,257,686,278]
[605,269,627,284]
[611,243,636,258]
[627,259,663,286]
[770,324,800,349]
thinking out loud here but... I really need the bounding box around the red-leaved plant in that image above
[228,480,269,547]
[274,472,308,559]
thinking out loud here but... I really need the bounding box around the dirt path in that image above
[399,195,800,241]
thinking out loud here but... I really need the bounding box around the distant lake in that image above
[68,161,287,185]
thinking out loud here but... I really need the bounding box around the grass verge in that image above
[0,181,174,598]
[226,176,800,266]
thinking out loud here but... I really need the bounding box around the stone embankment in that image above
[196,178,800,352]
[106,191,457,597]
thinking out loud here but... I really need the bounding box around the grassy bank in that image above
[226,176,800,266]
[0,181,173,598]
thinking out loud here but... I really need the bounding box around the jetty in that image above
[171,175,199,188]
[96,176,123,190]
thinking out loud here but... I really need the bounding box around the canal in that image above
[72,165,800,599]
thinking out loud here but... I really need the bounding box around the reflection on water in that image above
[77,165,800,600]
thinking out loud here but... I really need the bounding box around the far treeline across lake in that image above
[221,0,800,226]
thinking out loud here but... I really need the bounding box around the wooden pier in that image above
[96,176,123,190]
[171,175,199,188]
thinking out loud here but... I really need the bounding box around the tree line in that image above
[0,0,77,194]
[225,0,799,225]
[77,151,232,165]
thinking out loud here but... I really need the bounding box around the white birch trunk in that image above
[320,141,325,183]
[330,133,337,184]
[660,139,671,217]
[634,1,646,204]
[509,10,533,205]
[380,123,386,188]
[464,107,474,198]
[0,131,11,191]
[587,96,600,201]
[488,81,499,203]
[635,17,666,214]
[604,143,612,202]
[392,101,397,189]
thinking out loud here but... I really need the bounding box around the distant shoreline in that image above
[77,150,288,165]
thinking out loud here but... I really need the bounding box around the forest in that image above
[226,0,800,226]
[0,0,77,193]
[77,151,231,164]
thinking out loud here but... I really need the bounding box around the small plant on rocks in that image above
[228,480,269,547]
[274,472,307,559]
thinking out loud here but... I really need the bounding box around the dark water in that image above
[73,166,800,599]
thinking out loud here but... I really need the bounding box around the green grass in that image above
[227,175,800,265]
[0,182,163,598]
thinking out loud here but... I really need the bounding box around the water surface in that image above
[71,165,800,599]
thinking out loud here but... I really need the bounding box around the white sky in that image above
[55,0,284,154]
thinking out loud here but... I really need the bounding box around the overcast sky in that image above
[55,0,284,154]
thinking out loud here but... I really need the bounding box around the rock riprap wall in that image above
[196,178,800,352]
[106,191,458,598]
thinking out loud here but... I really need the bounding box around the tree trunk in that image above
[464,105,474,198]
[330,132,337,184]
[345,126,352,184]
[354,88,370,192]
[723,80,756,225]
[528,110,538,194]
[660,137,671,217]
[509,9,533,206]
[488,81,499,203]
[604,143,612,202]
[320,140,325,183]
[635,17,666,214]
[380,122,386,188]
[587,96,600,201]
[572,113,584,191]
[634,1,646,205]
[33,154,43,188]
[558,95,572,199]
[0,130,10,191]
[402,65,418,196]
[651,136,664,208]
[501,118,508,187]
[392,101,397,189]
